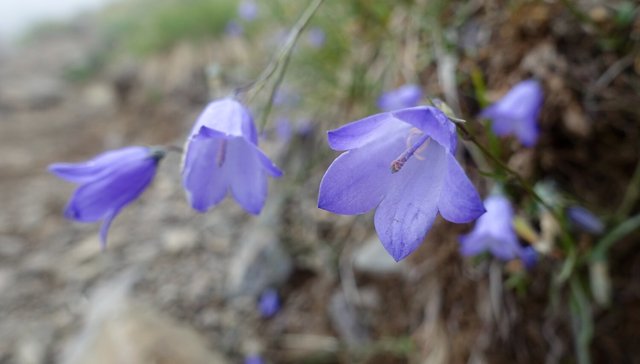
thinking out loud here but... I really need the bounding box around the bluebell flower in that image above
[377,84,423,112]
[459,195,522,260]
[258,288,280,318]
[318,106,485,261]
[520,246,538,269]
[182,98,282,214]
[244,355,264,364]
[49,146,163,247]
[238,0,258,21]
[480,79,543,147]
[567,205,604,234]
[306,27,326,48]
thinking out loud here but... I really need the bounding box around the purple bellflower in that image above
[459,194,522,260]
[318,106,485,261]
[244,355,264,364]
[182,98,282,214]
[258,288,280,318]
[567,205,604,234]
[49,146,163,248]
[377,84,423,112]
[480,79,543,147]
[520,246,538,269]
[238,0,258,21]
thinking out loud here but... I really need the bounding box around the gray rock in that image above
[162,228,199,254]
[62,273,230,364]
[353,236,406,275]
[0,76,65,110]
[328,291,369,348]
[224,225,292,299]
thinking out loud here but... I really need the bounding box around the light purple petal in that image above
[460,234,491,257]
[437,154,486,223]
[49,146,148,183]
[64,157,156,222]
[377,84,422,111]
[182,133,229,212]
[458,195,520,261]
[191,98,258,144]
[318,131,407,215]
[373,142,446,261]
[391,106,457,153]
[99,208,121,249]
[513,114,539,147]
[248,143,283,177]
[488,237,521,260]
[481,79,543,147]
[226,137,267,214]
[327,113,408,151]
[482,107,512,136]
[258,289,280,318]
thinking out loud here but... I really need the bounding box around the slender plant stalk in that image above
[591,212,640,262]
[237,0,326,100]
[615,154,640,219]
[456,123,574,252]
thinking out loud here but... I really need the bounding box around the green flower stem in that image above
[455,123,574,251]
[615,155,640,220]
[591,212,640,262]
[236,0,325,109]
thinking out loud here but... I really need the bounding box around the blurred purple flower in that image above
[273,88,300,107]
[244,355,264,364]
[182,98,282,214]
[318,106,485,261]
[377,84,423,112]
[459,195,522,260]
[481,79,543,147]
[520,246,538,269]
[275,117,292,143]
[238,0,258,21]
[49,146,163,247]
[258,288,280,318]
[306,27,326,48]
[567,206,604,234]
[225,20,244,37]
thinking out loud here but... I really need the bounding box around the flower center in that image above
[217,140,227,167]
[390,129,431,173]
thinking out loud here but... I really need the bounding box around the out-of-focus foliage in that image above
[100,0,236,55]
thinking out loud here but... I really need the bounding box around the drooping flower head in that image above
[258,288,280,318]
[480,79,543,147]
[318,106,485,261]
[182,98,282,214]
[459,194,522,260]
[49,146,164,247]
[377,84,423,112]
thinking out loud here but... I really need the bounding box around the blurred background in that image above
[0,0,638,363]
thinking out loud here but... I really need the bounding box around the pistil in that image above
[216,140,227,167]
[390,133,430,173]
